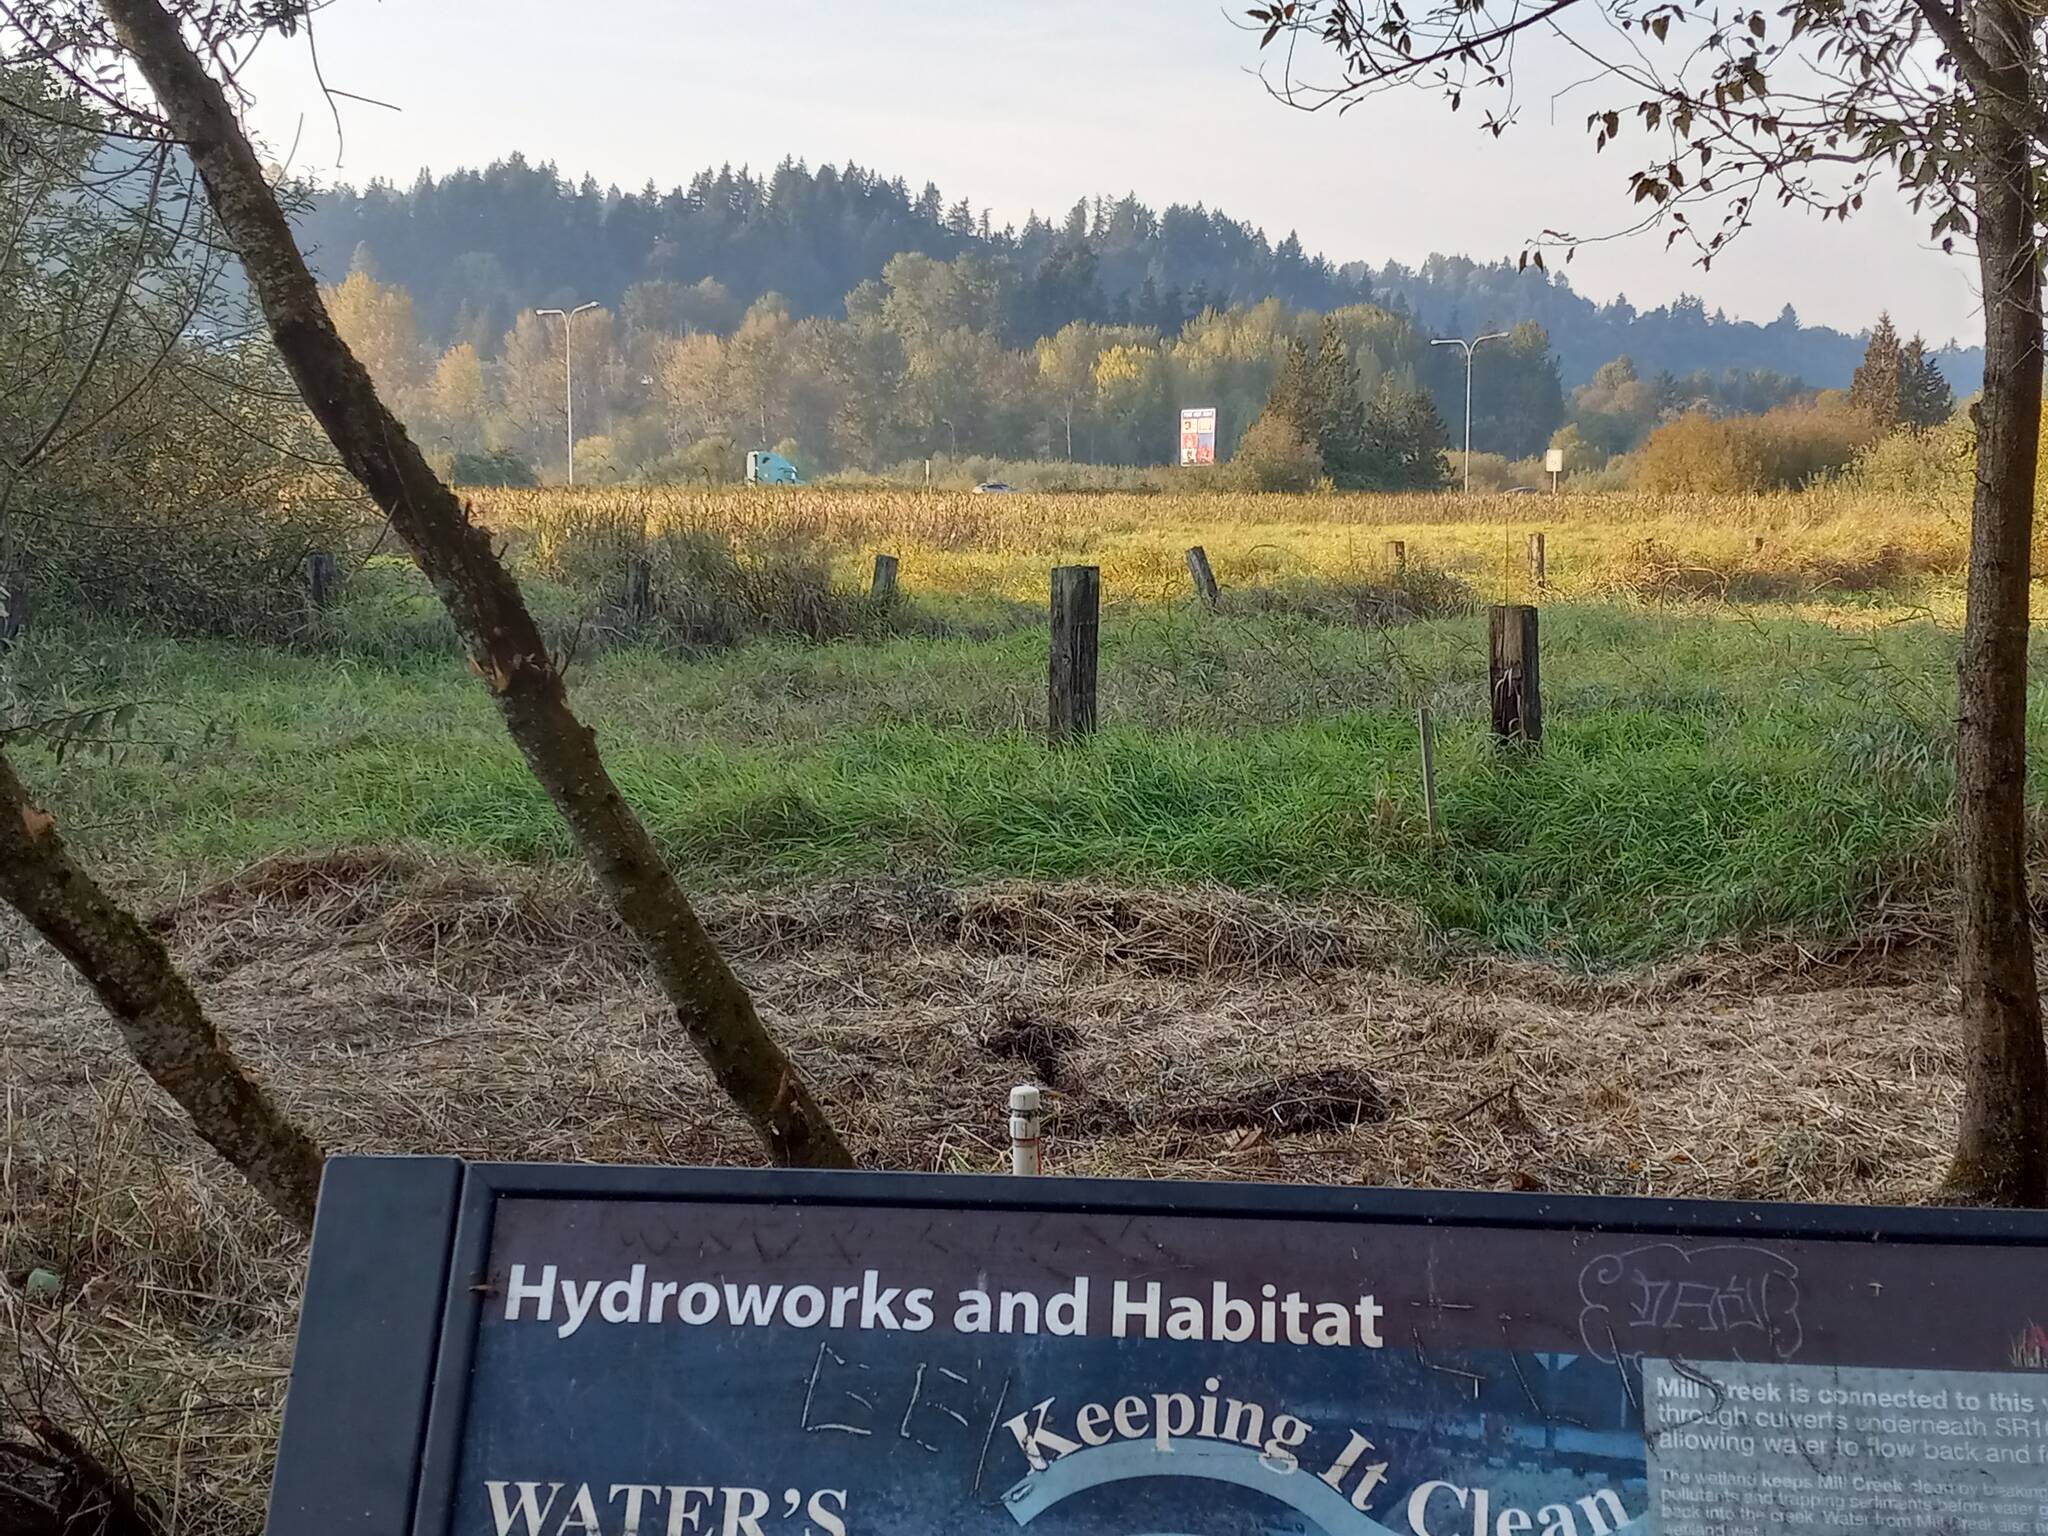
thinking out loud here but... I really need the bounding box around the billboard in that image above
[1180,406,1217,466]
[272,1160,2048,1536]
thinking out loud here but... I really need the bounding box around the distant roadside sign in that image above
[1545,447,1566,474]
[271,1158,2048,1536]
[1180,406,1217,466]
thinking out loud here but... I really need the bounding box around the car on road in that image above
[972,481,1016,494]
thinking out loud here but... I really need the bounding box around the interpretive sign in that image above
[1180,406,1217,465]
[270,1159,2048,1536]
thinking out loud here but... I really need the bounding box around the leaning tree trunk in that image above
[1949,0,2047,1206]
[0,748,325,1228]
[99,0,852,1170]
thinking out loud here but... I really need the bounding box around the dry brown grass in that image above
[458,484,1983,620]
[467,484,1969,556]
[3,852,1966,1534]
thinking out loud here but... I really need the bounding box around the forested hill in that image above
[296,155,1982,392]
[1361,259,1977,392]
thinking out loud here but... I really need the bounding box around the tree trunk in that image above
[1949,0,2047,1205]
[0,748,325,1228]
[100,0,853,1170]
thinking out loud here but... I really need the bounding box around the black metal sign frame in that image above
[265,1157,2048,1536]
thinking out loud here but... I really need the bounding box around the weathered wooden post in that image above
[624,556,653,622]
[1048,564,1100,744]
[0,569,28,650]
[1488,605,1542,745]
[1385,539,1407,575]
[305,550,340,611]
[1185,546,1220,610]
[871,553,900,602]
[1527,532,1547,591]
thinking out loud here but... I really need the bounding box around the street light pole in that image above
[536,301,600,486]
[1429,330,1510,493]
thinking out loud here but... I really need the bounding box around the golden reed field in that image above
[463,484,1983,613]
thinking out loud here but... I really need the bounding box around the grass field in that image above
[10,487,2030,966]
[2,486,2022,1536]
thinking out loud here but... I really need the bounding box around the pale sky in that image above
[237,0,1981,345]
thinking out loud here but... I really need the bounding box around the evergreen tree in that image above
[1311,319,1371,484]
[1849,312,1904,429]
[1900,336,1956,429]
[1017,243,1104,341]
[1251,320,1448,488]
[1265,336,1321,436]
[1133,275,1164,330]
[1365,379,1452,490]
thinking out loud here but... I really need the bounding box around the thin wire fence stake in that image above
[1009,1084,1043,1176]
[1418,705,1441,842]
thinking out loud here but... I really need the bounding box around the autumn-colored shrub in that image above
[1228,411,1324,492]
[1633,402,1877,493]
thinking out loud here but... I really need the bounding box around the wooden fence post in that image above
[0,568,28,650]
[871,553,900,602]
[1527,532,1547,591]
[305,551,340,611]
[624,556,653,622]
[1049,565,1100,744]
[1488,604,1542,746]
[1385,539,1407,575]
[1185,546,1220,610]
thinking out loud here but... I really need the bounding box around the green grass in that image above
[11,585,2004,967]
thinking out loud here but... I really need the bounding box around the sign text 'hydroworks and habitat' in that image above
[269,1161,2048,1536]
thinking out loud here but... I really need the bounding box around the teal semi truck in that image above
[745,450,801,485]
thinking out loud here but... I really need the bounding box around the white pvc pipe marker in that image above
[1009,1084,1044,1176]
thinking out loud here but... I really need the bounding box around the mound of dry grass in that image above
[1594,534,1930,603]
[1217,563,1477,625]
[2,850,1971,1535]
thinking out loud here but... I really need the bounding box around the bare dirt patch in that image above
[1,850,1965,1535]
